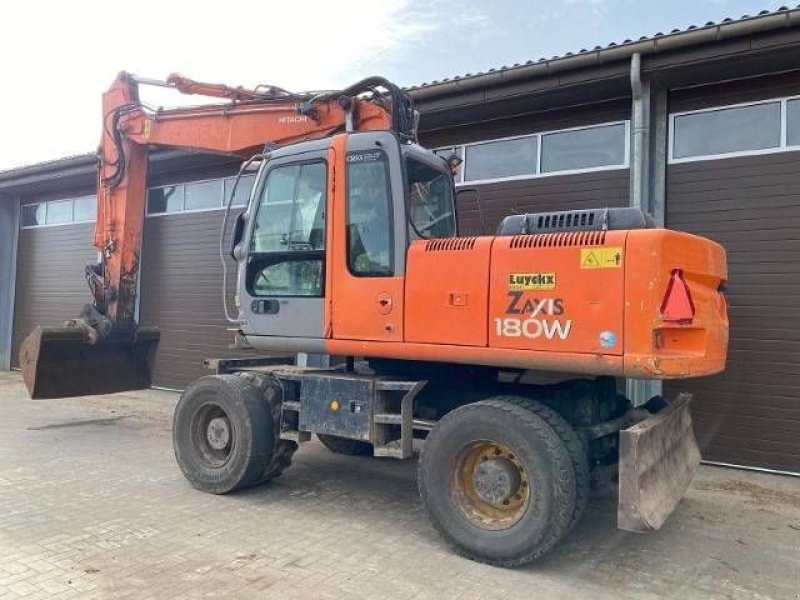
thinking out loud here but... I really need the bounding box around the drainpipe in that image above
[627,53,662,406]
[629,53,646,212]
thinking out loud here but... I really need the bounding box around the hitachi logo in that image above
[508,272,556,291]
[278,115,309,124]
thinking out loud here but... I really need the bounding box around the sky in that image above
[0,0,790,170]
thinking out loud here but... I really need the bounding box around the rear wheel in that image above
[317,434,373,456]
[510,397,590,531]
[418,396,579,566]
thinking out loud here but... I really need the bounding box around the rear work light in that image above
[660,269,695,324]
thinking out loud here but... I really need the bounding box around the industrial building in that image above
[1,7,799,473]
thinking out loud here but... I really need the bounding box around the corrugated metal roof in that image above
[408,5,800,92]
[0,153,94,183]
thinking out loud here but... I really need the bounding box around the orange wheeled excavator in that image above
[20,72,728,566]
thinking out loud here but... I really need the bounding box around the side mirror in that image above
[230,211,246,260]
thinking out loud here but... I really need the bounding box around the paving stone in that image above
[1,372,799,599]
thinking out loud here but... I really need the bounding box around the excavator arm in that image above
[20,71,415,398]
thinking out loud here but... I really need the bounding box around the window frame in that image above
[147,178,216,217]
[345,149,395,278]
[245,158,328,298]
[462,134,539,183]
[182,178,225,212]
[668,95,800,164]
[20,196,97,229]
[147,175,256,217]
[432,120,630,187]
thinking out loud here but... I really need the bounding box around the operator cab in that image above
[230,131,456,351]
[402,143,457,241]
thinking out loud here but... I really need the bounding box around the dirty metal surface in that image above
[19,325,159,399]
[618,393,701,532]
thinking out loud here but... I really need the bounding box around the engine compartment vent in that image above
[510,231,606,249]
[497,207,653,236]
[425,237,477,251]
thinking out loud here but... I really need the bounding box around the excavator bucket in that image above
[19,326,160,399]
[617,393,701,532]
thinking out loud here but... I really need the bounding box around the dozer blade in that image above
[19,326,160,399]
[618,393,700,532]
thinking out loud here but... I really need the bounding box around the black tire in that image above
[317,434,373,456]
[234,371,298,484]
[507,397,590,532]
[173,375,272,494]
[418,396,578,567]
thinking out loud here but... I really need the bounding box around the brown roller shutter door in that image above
[138,210,255,390]
[455,169,629,235]
[11,222,97,367]
[665,152,800,473]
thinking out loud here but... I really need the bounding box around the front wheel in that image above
[417,397,579,566]
[173,373,296,494]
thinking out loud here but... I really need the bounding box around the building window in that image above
[224,174,256,207]
[672,102,781,160]
[464,137,538,182]
[147,175,255,215]
[73,196,97,222]
[21,203,46,227]
[20,196,97,229]
[184,180,222,211]
[433,120,629,186]
[667,95,800,162]
[45,199,72,225]
[786,98,800,147]
[147,185,183,214]
[541,123,627,173]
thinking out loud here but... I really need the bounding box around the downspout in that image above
[627,52,662,406]
[630,53,645,212]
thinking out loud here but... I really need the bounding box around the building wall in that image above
[664,71,800,472]
[0,194,19,369]
[11,222,97,368]
[139,209,257,389]
[421,100,631,234]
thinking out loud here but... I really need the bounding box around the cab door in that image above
[240,150,329,340]
[329,132,407,341]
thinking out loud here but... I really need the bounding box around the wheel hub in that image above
[453,441,531,530]
[206,417,230,450]
[473,457,521,505]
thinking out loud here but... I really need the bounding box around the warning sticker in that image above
[580,247,623,269]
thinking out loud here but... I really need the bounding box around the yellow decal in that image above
[508,272,556,291]
[580,247,623,269]
[143,119,151,139]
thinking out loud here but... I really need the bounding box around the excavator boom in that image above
[19,72,413,398]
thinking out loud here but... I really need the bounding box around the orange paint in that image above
[325,228,727,381]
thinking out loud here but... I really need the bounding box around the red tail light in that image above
[660,269,695,324]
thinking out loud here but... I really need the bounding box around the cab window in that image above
[406,158,456,239]
[346,150,393,276]
[248,161,326,296]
